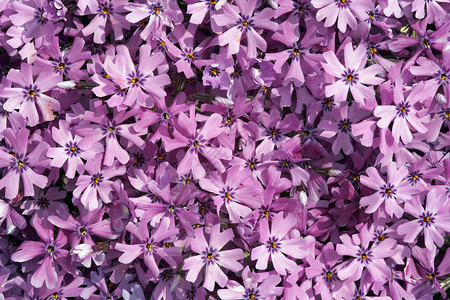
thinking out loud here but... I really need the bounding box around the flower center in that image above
[209,67,219,77]
[242,20,248,26]
[378,234,385,241]
[326,271,333,279]
[79,227,87,235]
[162,112,170,120]
[224,192,231,200]
[347,74,353,81]
[28,90,36,98]
[17,161,24,168]
[58,63,65,69]
[131,77,139,85]
[361,253,368,260]
[192,140,201,149]
[187,53,195,60]
[47,245,54,253]
[146,243,152,250]
[153,6,160,14]
[102,7,109,15]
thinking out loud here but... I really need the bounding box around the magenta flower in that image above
[321,43,384,109]
[164,108,232,179]
[47,120,103,179]
[1,63,61,126]
[124,0,183,41]
[397,189,450,249]
[134,93,191,143]
[305,242,344,299]
[251,212,313,275]
[72,154,126,210]
[0,128,49,199]
[11,216,72,289]
[92,44,170,109]
[337,224,397,283]
[359,162,412,218]
[217,266,283,299]
[182,224,245,291]
[213,0,278,58]
[35,37,91,81]
[311,0,373,32]
[374,82,428,144]
[199,166,260,223]
[114,217,180,279]
[75,101,146,166]
[48,207,119,248]
[82,0,130,44]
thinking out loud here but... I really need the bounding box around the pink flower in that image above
[182,224,245,291]
[251,212,313,275]
[1,63,61,126]
[359,162,412,218]
[321,43,384,110]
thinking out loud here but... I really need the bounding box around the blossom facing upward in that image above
[183,224,245,291]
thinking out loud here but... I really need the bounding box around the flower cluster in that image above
[0,0,449,299]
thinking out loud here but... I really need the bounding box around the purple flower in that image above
[72,154,126,210]
[337,224,397,283]
[322,43,384,109]
[164,107,232,179]
[47,120,103,179]
[311,0,373,32]
[92,44,170,109]
[114,217,180,279]
[251,212,313,275]
[0,128,49,199]
[397,189,450,249]
[374,82,428,144]
[11,216,71,289]
[82,0,130,44]
[1,63,61,125]
[359,162,412,218]
[182,224,245,291]
[213,0,278,58]
[217,266,283,299]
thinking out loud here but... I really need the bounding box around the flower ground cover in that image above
[0,0,450,299]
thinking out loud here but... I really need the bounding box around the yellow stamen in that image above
[361,253,368,259]
[153,6,160,14]
[326,271,333,279]
[28,90,36,98]
[146,244,152,250]
[423,216,430,222]
[224,192,231,200]
[102,7,109,15]
[378,235,385,241]
[242,20,248,26]
[270,242,277,248]
[207,253,214,259]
